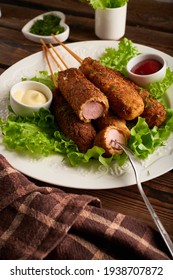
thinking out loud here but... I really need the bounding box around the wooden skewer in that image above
[40,39,63,71]
[42,45,57,87]
[51,33,83,64]
[49,43,69,69]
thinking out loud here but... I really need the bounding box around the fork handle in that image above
[138,182,173,258]
[117,142,173,258]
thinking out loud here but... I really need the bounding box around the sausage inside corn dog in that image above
[93,112,130,156]
[94,111,131,139]
[94,126,127,157]
[51,89,97,153]
[58,68,109,123]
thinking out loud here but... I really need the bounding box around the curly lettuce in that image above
[22,70,57,91]
[146,67,173,101]
[80,0,128,9]
[99,38,140,76]
[128,110,173,159]
[0,109,77,158]
[0,108,127,166]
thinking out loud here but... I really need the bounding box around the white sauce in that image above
[14,89,47,106]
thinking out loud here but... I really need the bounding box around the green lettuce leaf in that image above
[146,67,173,102]
[0,107,128,166]
[99,38,140,76]
[0,109,76,158]
[0,109,117,166]
[80,0,128,9]
[128,110,173,159]
[22,70,57,91]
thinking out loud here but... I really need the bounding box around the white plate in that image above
[22,11,70,44]
[0,40,173,189]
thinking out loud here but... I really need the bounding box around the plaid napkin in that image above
[0,154,170,260]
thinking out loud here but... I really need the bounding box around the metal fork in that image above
[117,142,173,258]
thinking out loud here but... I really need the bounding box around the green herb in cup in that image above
[30,14,65,36]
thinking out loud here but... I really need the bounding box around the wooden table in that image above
[0,0,173,238]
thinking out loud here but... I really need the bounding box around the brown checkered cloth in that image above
[0,154,170,260]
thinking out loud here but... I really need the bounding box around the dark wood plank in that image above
[128,0,173,33]
[0,3,45,29]
[2,0,173,32]
[125,26,173,57]
[0,27,41,66]
[1,0,93,16]
[0,3,172,69]
[0,68,5,75]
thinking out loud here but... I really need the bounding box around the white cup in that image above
[95,4,127,40]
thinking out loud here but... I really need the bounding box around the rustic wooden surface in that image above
[0,0,173,238]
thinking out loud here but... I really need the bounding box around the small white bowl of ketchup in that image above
[126,53,167,87]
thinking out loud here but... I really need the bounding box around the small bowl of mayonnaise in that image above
[10,80,53,116]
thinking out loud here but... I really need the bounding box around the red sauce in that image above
[131,59,163,75]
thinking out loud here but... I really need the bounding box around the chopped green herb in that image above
[30,14,64,36]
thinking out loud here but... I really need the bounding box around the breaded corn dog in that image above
[94,111,131,139]
[94,126,127,157]
[51,89,96,153]
[80,57,144,120]
[58,68,109,123]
